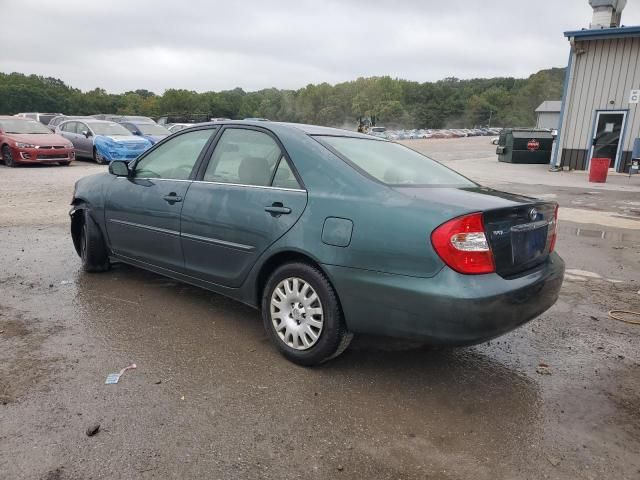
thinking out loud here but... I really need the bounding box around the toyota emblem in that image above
[528,208,538,221]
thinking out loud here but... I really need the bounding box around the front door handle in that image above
[265,202,291,216]
[163,193,183,204]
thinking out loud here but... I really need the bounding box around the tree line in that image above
[0,68,565,129]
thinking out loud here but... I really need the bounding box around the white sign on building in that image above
[630,89,640,104]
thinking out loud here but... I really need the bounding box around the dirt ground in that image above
[1,137,639,480]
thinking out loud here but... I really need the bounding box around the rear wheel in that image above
[2,145,16,167]
[261,262,352,366]
[77,210,110,272]
[93,148,106,165]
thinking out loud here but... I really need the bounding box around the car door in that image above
[75,121,95,156]
[180,126,308,287]
[59,121,82,152]
[104,127,217,272]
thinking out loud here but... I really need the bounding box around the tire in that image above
[59,161,71,166]
[261,262,353,366]
[93,148,106,165]
[2,145,16,167]
[77,210,110,273]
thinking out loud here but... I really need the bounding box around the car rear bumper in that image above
[323,252,565,345]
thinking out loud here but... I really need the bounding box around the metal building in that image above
[553,0,639,172]
[535,101,562,129]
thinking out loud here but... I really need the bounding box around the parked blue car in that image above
[119,121,171,145]
[57,119,152,164]
[69,121,564,365]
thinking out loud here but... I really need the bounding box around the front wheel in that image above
[93,148,106,165]
[261,262,352,366]
[77,210,110,272]
[2,145,16,167]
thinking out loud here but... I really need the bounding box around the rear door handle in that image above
[265,202,291,216]
[163,193,183,204]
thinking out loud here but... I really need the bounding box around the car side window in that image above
[75,123,88,135]
[272,157,301,189]
[64,122,77,133]
[133,128,214,180]
[203,128,281,186]
[123,123,136,133]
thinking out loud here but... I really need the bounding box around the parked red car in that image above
[0,116,75,167]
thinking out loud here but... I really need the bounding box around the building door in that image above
[590,111,627,170]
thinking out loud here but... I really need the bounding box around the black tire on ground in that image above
[93,148,106,165]
[2,145,16,167]
[78,210,110,273]
[261,262,353,366]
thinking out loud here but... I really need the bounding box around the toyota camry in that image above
[69,121,564,365]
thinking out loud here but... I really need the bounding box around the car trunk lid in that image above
[483,202,557,277]
[393,186,557,277]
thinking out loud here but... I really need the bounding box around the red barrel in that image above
[589,157,611,183]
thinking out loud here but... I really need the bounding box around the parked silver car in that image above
[46,115,92,132]
[15,112,62,126]
[56,119,152,164]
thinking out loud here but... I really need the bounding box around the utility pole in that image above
[488,109,493,128]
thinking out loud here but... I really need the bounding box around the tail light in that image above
[431,212,495,275]
[549,205,559,253]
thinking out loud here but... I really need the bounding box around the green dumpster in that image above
[496,128,553,164]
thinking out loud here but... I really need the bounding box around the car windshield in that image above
[318,136,476,187]
[0,119,53,134]
[137,123,170,135]
[90,122,132,136]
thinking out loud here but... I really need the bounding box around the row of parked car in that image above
[0,113,273,167]
[2,113,190,167]
[367,126,502,140]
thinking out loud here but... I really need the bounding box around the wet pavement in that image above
[1,140,639,479]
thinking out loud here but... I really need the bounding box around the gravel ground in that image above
[0,138,639,480]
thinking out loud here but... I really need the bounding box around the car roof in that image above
[0,115,39,121]
[121,120,156,125]
[75,119,117,124]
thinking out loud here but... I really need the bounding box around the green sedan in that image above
[70,121,564,365]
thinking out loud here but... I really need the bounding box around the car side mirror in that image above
[109,161,129,177]
[82,130,92,138]
[133,131,141,136]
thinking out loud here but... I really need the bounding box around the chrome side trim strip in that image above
[109,219,255,252]
[119,176,306,192]
[192,180,306,193]
[108,218,180,237]
[181,232,255,252]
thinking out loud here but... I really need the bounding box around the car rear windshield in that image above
[90,122,132,136]
[137,123,170,135]
[318,136,476,187]
[38,114,57,125]
[0,119,53,134]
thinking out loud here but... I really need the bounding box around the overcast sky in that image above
[3,0,640,94]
